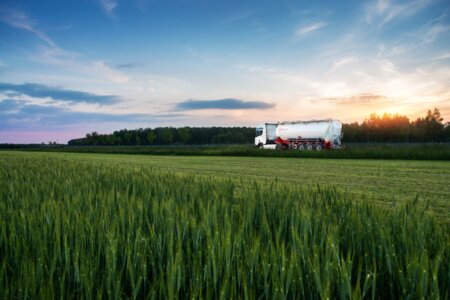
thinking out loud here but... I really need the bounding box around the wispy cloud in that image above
[99,0,119,17]
[176,98,275,110]
[238,64,315,87]
[329,57,357,73]
[311,93,389,105]
[1,9,129,84]
[0,82,120,105]
[93,61,129,83]
[432,52,450,61]
[296,22,328,36]
[365,0,433,27]
[116,62,143,69]
[0,10,55,46]
[32,45,129,83]
[0,99,184,130]
[186,46,216,63]
[419,22,450,45]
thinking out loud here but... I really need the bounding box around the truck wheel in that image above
[258,143,264,149]
[275,144,282,150]
[298,143,305,151]
[306,144,313,151]
[315,144,322,151]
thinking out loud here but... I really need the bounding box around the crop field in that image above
[7,143,450,160]
[1,151,449,298]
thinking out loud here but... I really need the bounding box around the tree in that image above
[412,108,444,142]
[444,122,450,142]
[159,127,172,145]
[177,127,190,144]
[146,131,157,145]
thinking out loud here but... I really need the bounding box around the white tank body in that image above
[275,119,342,142]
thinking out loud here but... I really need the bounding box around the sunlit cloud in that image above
[329,57,357,73]
[0,0,448,143]
[311,93,389,105]
[176,98,275,110]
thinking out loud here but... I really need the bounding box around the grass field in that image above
[5,151,449,219]
[1,151,449,298]
[4,143,450,160]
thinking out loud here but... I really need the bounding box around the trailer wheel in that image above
[298,143,305,151]
[275,143,282,150]
[306,144,313,151]
[315,144,322,151]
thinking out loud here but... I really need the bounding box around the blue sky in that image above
[0,0,449,143]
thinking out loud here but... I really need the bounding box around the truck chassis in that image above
[275,137,332,150]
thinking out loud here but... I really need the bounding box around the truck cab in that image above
[255,123,277,149]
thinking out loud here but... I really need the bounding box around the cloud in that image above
[1,9,128,84]
[365,0,433,27]
[419,22,450,45]
[329,57,357,73]
[0,99,184,130]
[176,98,275,110]
[116,62,143,69]
[296,22,328,36]
[186,46,215,63]
[32,45,129,84]
[432,52,450,61]
[99,0,119,16]
[0,10,55,46]
[0,82,120,105]
[93,61,129,83]
[0,99,23,112]
[311,93,389,105]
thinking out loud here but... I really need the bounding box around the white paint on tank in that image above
[275,119,342,141]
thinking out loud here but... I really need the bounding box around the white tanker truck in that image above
[255,119,343,150]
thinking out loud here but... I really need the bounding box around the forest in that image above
[67,108,450,146]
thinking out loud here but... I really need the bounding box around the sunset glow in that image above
[1,0,449,143]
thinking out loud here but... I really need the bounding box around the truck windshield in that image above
[255,127,263,137]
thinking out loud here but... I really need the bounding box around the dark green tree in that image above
[146,131,157,145]
[177,127,191,144]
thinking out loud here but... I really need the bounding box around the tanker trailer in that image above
[274,119,343,150]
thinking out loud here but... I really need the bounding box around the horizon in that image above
[1,0,449,143]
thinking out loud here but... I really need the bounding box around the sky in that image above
[0,0,449,143]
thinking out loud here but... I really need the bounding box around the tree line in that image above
[68,127,256,146]
[67,108,449,146]
[343,108,450,143]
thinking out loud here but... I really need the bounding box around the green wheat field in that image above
[1,151,449,299]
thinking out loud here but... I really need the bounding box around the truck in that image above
[255,119,343,150]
